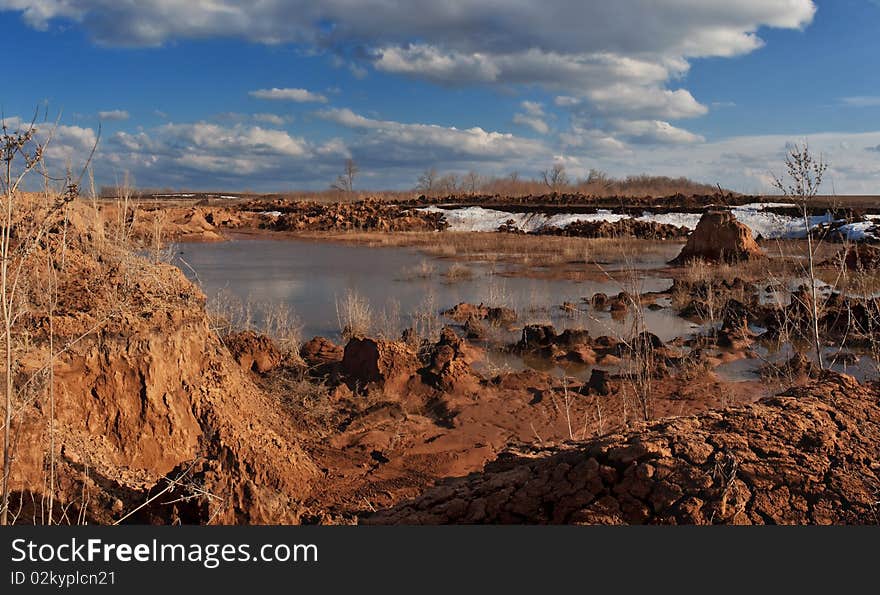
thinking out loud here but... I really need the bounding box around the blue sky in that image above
[2,0,880,193]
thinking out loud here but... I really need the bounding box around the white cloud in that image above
[105,121,323,184]
[609,119,705,144]
[21,112,880,194]
[841,96,880,108]
[316,108,546,164]
[1,1,818,151]
[45,123,99,164]
[372,45,499,84]
[216,112,293,126]
[249,87,328,103]
[585,84,707,120]
[520,101,545,117]
[513,113,549,135]
[0,2,815,57]
[513,101,550,134]
[39,112,546,189]
[252,113,291,126]
[98,109,130,121]
[565,130,880,194]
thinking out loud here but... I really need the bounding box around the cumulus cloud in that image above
[0,1,818,150]
[98,109,130,121]
[1,2,816,90]
[512,114,549,135]
[609,119,705,144]
[22,112,545,189]
[252,113,291,126]
[216,112,293,126]
[316,108,546,164]
[103,121,329,187]
[0,1,835,187]
[21,112,880,193]
[512,101,550,134]
[566,130,880,194]
[0,1,815,56]
[249,87,328,103]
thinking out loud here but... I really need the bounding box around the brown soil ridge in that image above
[535,218,690,240]
[252,200,447,232]
[364,372,880,525]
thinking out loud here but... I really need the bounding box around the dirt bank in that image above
[9,200,316,524]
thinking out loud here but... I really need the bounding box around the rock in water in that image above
[670,210,764,265]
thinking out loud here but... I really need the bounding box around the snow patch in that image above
[423,203,841,240]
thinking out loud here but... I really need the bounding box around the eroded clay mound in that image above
[365,373,880,525]
[671,210,764,264]
[11,201,316,524]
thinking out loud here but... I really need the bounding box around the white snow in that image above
[422,203,843,240]
[260,211,283,217]
[728,203,833,240]
[420,206,628,233]
[834,221,879,242]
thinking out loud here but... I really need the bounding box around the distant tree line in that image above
[410,163,723,197]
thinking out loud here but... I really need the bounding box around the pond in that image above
[175,236,697,344]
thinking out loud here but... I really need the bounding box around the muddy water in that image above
[175,237,699,345]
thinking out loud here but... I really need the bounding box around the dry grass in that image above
[443,262,474,282]
[292,231,677,279]
[401,260,436,280]
[207,290,304,357]
[336,288,373,339]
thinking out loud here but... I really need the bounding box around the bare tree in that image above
[330,158,359,193]
[772,143,828,370]
[416,168,439,195]
[540,163,569,192]
[437,172,460,195]
[463,170,481,196]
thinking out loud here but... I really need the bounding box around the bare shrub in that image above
[410,289,440,343]
[207,290,303,358]
[336,288,373,339]
[1,111,98,525]
[375,299,402,341]
[402,260,436,279]
[443,263,474,282]
[772,143,828,370]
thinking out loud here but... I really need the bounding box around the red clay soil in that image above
[11,199,878,526]
[670,210,764,265]
[225,330,283,373]
[299,336,765,521]
[364,372,880,525]
[11,202,316,524]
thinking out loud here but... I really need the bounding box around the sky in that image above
[2,0,880,193]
